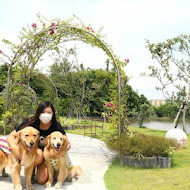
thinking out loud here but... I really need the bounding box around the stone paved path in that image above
[0,133,117,190]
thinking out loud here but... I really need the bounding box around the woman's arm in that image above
[7,130,21,160]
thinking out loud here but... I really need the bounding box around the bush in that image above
[105,132,178,158]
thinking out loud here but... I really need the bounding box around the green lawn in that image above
[62,118,190,190]
[105,127,190,190]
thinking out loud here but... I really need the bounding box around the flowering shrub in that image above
[104,102,116,118]
[86,26,94,33]
[31,23,37,28]
[125,59,129,63]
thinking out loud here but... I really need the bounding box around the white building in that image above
[150,99,167,107]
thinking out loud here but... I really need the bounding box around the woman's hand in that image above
[7,130,21,160]
[11,144,21,160]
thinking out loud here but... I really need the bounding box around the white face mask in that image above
[39,113,53,124]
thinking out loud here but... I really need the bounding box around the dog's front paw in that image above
[70,177,77,182]
[45,181,52,188]
[26,184,33,190]
[15,185,22,190]
[55,182,62,189]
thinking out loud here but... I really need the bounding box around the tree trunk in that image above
[182,109,187,133]
[173,89,189,133]
[173,108,182,128]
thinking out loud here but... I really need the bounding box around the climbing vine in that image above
[0,14,128,136]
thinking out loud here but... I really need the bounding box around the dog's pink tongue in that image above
[28,147,34,152]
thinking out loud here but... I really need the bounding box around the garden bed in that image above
[120,155,171,168]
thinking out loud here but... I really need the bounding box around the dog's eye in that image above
[53,137,56,140]
[60,138,63,141]
[25,135,29,137]
[33,134,36,137]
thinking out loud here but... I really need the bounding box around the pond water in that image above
[132,121,190,134]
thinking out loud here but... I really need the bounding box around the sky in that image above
[1,0,190,100]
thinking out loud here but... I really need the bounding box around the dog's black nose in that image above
[57,143,61,147]
[30,141,34,146]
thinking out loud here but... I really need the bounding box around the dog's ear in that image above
[35,131,40,147]
[36,131,40,143]
[63,135,69,149]
[15,131,21,144]
[45,135,51,148]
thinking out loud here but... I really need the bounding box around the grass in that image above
[60,118,190,190]
[104,127,190,190]
[61,117,110,141]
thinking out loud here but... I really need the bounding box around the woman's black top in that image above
[15,119,66,150]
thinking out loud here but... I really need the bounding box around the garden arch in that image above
[2,16,125,137]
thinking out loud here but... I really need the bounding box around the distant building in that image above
[150,99,167,107]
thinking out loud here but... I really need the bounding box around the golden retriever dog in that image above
[0,149,8,177]
[44,131,82,188]
[9,127,39,190]
[0,135,11,178]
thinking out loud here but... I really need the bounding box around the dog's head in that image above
[15,126,40,152]
[45,131,68,152]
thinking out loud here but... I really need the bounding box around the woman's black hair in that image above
[23,101,57,128]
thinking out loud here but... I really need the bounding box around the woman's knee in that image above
[36,161,48,184]
[37,175,48,185]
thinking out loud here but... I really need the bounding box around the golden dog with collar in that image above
[44,131,82,188]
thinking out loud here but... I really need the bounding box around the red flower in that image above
[105,102,113,107]
[125,59,129,63]
[51,23,55,27]
[91,30,94,32]
[50,29,54,34]
[0,50,2,53]
[87,27,90,30]
[32,23,37,28]
[19,82,23,86]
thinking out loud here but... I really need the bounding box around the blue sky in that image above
[1,0,190,100]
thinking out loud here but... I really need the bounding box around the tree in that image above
[138,104,153,127]
[145,35,190,133]
[49,46,119,120]
[0,64,8,119]
[154,102,178,118]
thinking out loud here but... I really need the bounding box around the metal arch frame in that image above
[5,25,121,137]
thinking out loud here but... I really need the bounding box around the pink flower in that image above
[105,102,113,107]
[87,27,90,30]
[50,29,54,34]
[51,23,55,27]
[91,30,94,32]
[19,82,23,86]
[32,23,37,28]
[0,50,2,53]
[125,59,129,63]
